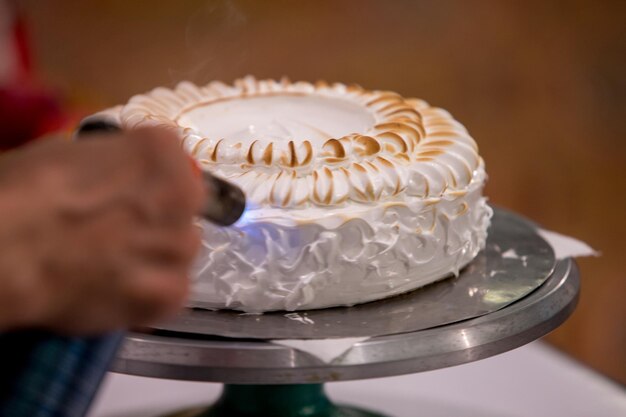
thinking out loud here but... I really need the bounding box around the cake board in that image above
[111,209,580,417]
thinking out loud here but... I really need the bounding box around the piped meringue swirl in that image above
[118,76,481,209]
[189,170,491,312]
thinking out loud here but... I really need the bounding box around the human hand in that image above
[0,128,204,334]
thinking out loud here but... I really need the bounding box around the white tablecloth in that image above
[88,341,625,417]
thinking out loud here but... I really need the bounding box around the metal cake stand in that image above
[112,209,580,417]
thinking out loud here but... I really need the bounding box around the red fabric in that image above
[0,8,68,151]
[0,85,64,150]
[13,13,32,77]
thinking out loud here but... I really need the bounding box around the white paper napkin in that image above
[538,229,599,259]
[271,337,370,364]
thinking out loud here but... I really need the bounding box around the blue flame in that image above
[234,200,254,228]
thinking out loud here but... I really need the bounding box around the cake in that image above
[84,76,492,312]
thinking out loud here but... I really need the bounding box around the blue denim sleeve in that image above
[0,331,123,417]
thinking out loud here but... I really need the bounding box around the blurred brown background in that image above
[22,0,625,383]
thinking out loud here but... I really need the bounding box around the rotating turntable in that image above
[112,208,579,417]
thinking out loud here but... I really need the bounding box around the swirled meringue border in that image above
[115,76,482,210]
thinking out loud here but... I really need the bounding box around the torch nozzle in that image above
[200,170,246,226]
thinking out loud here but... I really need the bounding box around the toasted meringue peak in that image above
[118,76,481,208]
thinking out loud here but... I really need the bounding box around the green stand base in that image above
[169,384,389,417]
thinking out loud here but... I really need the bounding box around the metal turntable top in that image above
[152,208,555,339]
[113,208,579,384]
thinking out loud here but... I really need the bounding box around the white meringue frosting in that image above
[177,94,375,145]
[96,76,492,312]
